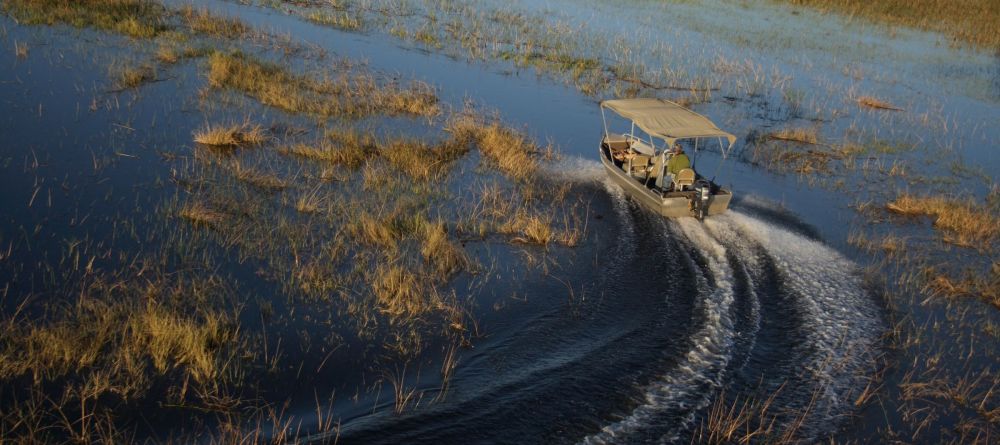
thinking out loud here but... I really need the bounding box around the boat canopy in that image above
[601,98,736,149]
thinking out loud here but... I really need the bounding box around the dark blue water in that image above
[7,0,997,443]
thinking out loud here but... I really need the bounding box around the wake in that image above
[582,210,881,443]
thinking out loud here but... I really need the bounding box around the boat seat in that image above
[629,155,651,178]
[673,168,696,191]
[604,133,629,151]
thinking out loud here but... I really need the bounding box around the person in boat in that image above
[664,143,692,190]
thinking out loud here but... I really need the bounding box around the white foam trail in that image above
[582,211,879,444]
[543,156,607,183]
[704,216,762,374]
[581,219,736,444]
[721,211,880,430]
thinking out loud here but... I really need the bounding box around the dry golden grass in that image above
[370,264,435,318]
[280,130,374,169]
[448,114,544,180]
[848,231,907,257]
[421,221,468,279]
[231,162,287,190]
[0,274,238,397]
[923,263,1000,309]
[156,45,180,64]
[350,212,402,250]
[306,10,363,31]
[113,62,156,89]
[887,193,1000,247]
[500,210,554,245]
[382,138,469,181]
[751,145,837,175]
[179,5,251,39]
[857,95,904,111]
[206,51,439,118]
[193,122,269,147]
[155,43,208,65]
[2,0,166,38]
[295,187,324,213]
[138,305,231,383]
[768,127,819,144]
[692,388,806,445]
[179,201,227,226]
[783,0,1000,50]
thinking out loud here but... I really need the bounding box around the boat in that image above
[598,98,736,219]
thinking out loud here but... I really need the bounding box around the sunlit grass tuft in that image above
[857,95,903,111]
[206,51,439,118]
[2,0,166,38]
[307,10,363,31]
[295,187,324,213]
[179,201,227,226]
[231,161,287,190]
[922,263,1000,309]
[193,122,269,147]
[421,221,468,279]
[180,5,252,39]
[113,62,156,90]
[447,113,546,180]
[767,127,819,144]
[370,264,435,318]
[887,193,1000,247]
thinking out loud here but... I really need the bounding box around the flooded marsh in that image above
[1,0,998,443]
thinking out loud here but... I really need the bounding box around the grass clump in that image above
[448,114,546,180]
[767,127,819,144]
[887,193,1000,247]
[421,221,469,279]
[193,122,269,147]
[857,95,904,111]
[206,51,439,118]
[295,187,324,213]
[231,162,287,190]
[280,129,375,169]
[156,43,209,64]
[2,0,166,38]
[306,10,363,31]
[500,211,554,245]
[923,263,1000,309]
[179,5,251,39]
[112,62,156,89]
[370,263,436,318]
[382,138,469,181]
[0,273,239,398]
[179,201,228,226]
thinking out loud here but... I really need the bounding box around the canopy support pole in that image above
[601,106,609,139]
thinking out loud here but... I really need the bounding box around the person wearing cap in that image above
[666,143,691,176]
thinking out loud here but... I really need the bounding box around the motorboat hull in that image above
[599,148,732,218]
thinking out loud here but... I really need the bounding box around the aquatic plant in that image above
[206,51,440,118]
[193,122,270,147]
[886,193,1000,247]
[2,0,166,38]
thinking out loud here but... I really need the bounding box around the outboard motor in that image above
[692,180,712,220]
